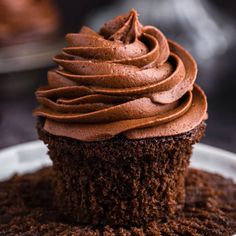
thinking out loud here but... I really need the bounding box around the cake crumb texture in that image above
[37,121,206,226]
[0,167,235,236]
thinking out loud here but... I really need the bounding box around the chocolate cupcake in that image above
[0,0,59,46]
[34,9,207,227]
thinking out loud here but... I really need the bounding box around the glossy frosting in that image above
[34,9,207,141]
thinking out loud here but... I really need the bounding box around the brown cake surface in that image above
[0,167,235,236]
[37,119,206,226]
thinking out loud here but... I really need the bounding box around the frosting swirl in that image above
[34,9,207,141]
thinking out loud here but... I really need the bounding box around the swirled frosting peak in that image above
[34,9,207,141]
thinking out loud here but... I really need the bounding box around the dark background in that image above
[0,0,235,152]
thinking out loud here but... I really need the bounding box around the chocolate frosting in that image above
[34,9,207,141]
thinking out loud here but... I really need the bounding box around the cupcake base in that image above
[37,119,206,226]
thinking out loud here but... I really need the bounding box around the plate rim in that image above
[0,140,236,158]
[0,140,236,183]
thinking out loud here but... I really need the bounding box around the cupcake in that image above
[34,9,207,226]
[0,0,59,46]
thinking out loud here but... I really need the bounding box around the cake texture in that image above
[34,9,207,226]
[38,119,205,226]
[0,167,236,236]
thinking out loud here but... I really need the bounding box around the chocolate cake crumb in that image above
[0,167,235,235]
[37,119,206,226]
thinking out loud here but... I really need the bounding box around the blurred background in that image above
[0,0,235,152]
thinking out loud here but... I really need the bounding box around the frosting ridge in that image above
[34,9,207,141]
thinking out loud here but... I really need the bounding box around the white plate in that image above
[0,141,236,182]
